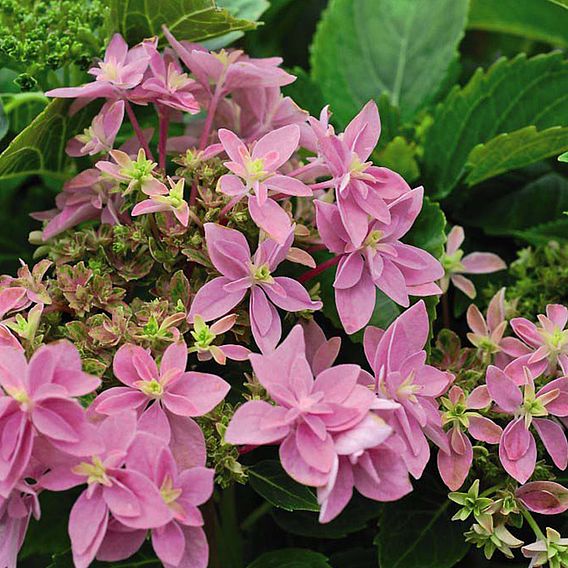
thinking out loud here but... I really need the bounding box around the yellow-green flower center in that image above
[73,456,111,486]
[251,263,273,283]
[138,378,164,398]
[364,230,383,249]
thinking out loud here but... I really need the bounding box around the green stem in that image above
[522,507,546,541]
[240,501,273,531]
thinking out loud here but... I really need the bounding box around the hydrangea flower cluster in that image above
[1,31,567,567]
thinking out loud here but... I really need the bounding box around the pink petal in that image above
[451,274,476,299]
[164,372,230,417]
[263,277,322,312]
[437,430,473,491]
[533,418,568,470]
[499,422,536,484]
[265,174,312,196]
[252,124,300,169]
[113,344,157,387]
[248,195,291,244]
[279,434,331,487]
[318,457,354,523]
[250,286,281,353]
[335,269,376,334]
[153,522,185,566]
[468,415,502,444]
[224,400,290,445]
[486,365,522,413]
[188,277,248,323]
[446,226,464,255]
[342,100,380,162]
[461,252,506,274]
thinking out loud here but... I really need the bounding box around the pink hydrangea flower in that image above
[437,385,502,491]
[39,412,172,568]
[486,365,568,483]
[188,224,322,352]
[91,340,230,442]
[46,34,151,101]
[0,341,100,497]
[316,408,412,523]
[0,478,40,568]
[516,481,568,515]
[508,304,568,377]
[362,301,453,478]
[163,28,295,98]
[188,314,250,365]
[226,86,309,144]
[0,287,27,320]
[225,324,376,486]
[316,189,443,334]
[132,177,190,226]
[440,226,506,299]
[132,48,200,114]
[309,101,410,247]
[33,169,125,240]
[96,433,214,568]
[466,288,513,367]
[66,100,125,157]
[217,125,312,243]
[1,259,52,307]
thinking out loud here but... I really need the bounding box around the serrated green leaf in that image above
[423,53,568,198]
[109,0,257,45]
[310,0,468,125]
[466,126,568,186]
[0,99,96,181]
[248,460,319,512]
[247,549,331,568]
[468,0,568,47]
[375,494,469,568]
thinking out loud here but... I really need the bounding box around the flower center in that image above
[73,456,111,486]
[246,157,268,181]
[364,230,383,249]
[137,378,164,398]
[160,476,183,506]
[396,372,421,402]
[441,250,464,273]
[251,263,273,284]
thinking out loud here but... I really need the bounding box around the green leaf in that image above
[559,150,568,162]
[0,99,96,181]
[248,460,319,512]
[0,101,8,143]
[329,548,376,568]
[247,549,331,568]
[459,172,568,240]
[272,495,382,539]
[375,493,469,568]
[548,0,568,8]
[423,53,568,198]
[374,136,420,183]
[311,0,468,125]
[202,0,270,49]
[468,0,568,47]
[405,197,447,260]
[109,0,257,45]
[465,126,568,186]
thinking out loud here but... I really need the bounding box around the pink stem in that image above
[310,179,336,191]
[158,106,170,171]
[298,255,340,283]
[198,85,222,150]
[189,181,198,207]
[125,101,154,161]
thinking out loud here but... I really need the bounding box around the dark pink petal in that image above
[96,523,146,563]
[516,481,568,515]
[533,418,568,470]
[174,526,209,568]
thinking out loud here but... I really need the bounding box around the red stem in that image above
[158,106,170,172]
[218,195,243,224]
[124,101,154,161]
[298,255,340,283]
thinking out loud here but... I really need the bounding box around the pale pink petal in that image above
[533,418,568,470]
[248,195,291,244]
[224,400,290,445]
[188,277,248,323]
[461,252,506,274]
[451,274,476,299]
[335,269,376,334]
[342,100,380,161]
[446,226,464,255]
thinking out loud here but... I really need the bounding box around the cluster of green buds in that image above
[523,528,568,568]
[0,0,107,90]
